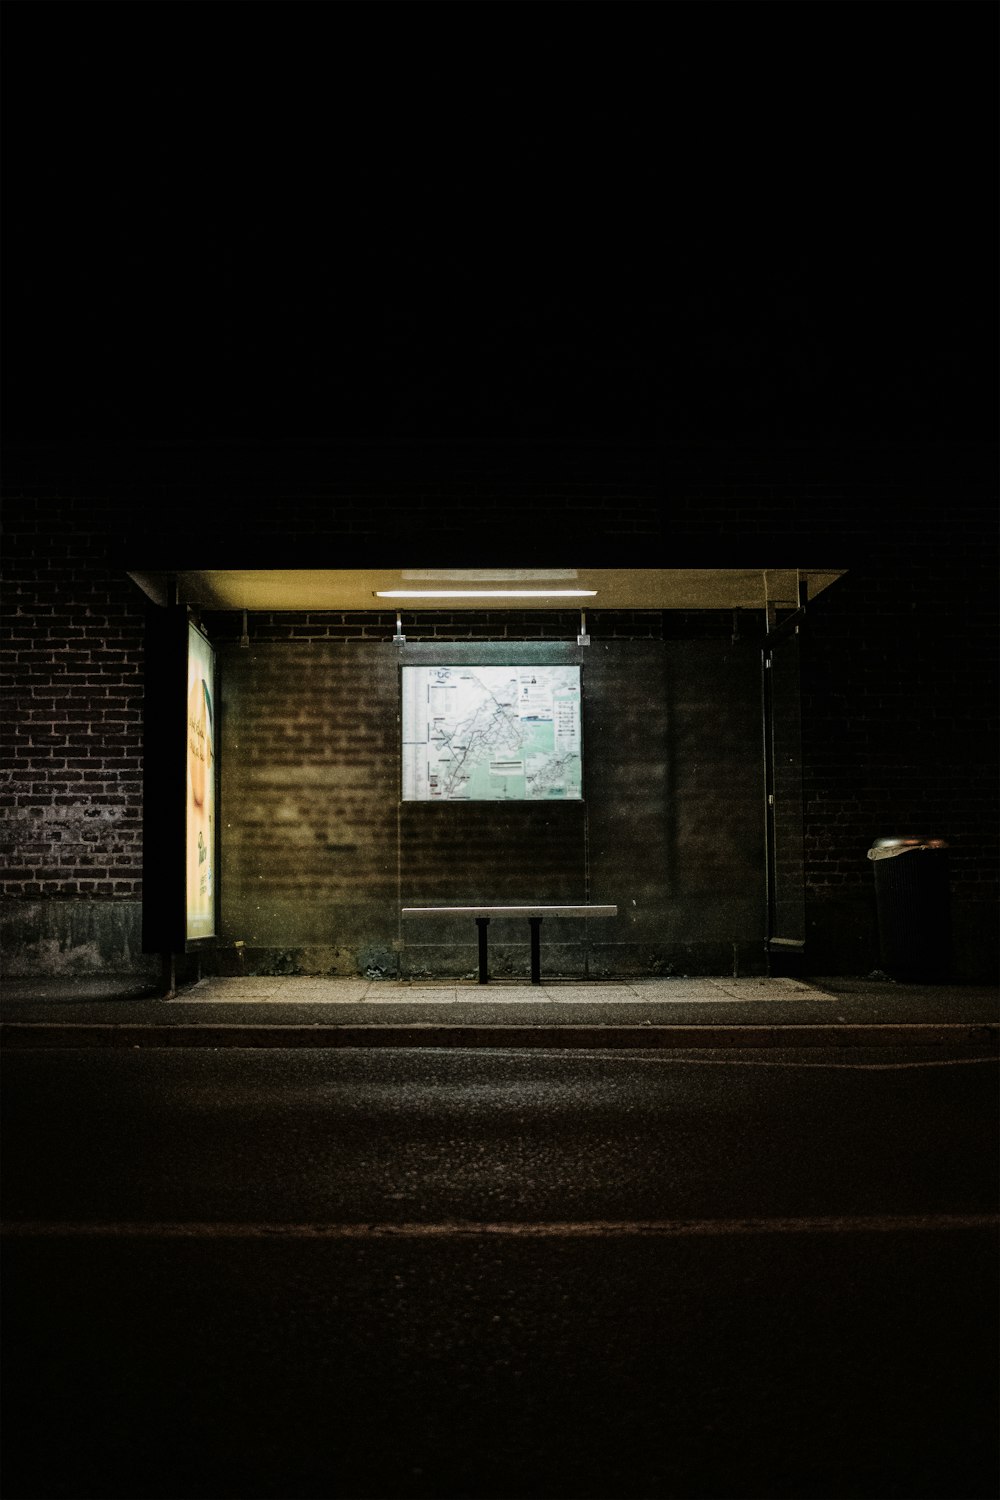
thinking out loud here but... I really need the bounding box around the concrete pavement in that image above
[1,972,996,1049]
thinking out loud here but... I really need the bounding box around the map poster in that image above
[402,665,582,801]
[185,622,216,938]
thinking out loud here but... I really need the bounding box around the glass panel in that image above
[769,630,805,943]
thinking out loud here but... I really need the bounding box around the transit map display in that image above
[402,665,582,801]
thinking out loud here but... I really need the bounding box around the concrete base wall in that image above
[2,896,991,983]
[0,901,159,979]
[197,938,769,981]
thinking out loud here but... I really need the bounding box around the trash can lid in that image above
[868,836,950,860]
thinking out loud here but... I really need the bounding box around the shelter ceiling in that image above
[128,569,846,612]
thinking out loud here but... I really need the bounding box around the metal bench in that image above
[399,905,618,984]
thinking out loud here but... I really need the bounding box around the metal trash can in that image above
[867,837,951,980]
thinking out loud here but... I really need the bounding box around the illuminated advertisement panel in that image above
[185,621,216,939]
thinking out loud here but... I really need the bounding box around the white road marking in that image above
[612,1055,999,1070]
[3,1214,996,1240]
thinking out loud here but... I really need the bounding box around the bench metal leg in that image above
[528,916,542,984]
[475,917,490,984]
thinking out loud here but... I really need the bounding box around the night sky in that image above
[3,2,996,449]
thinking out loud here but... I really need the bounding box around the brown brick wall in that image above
[213,637,760,975]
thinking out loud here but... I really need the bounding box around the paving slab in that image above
[705,977,824,1000]
[365,987,460,1004]
[173,976,838,1005]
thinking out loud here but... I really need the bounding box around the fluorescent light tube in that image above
[374,589,598,599]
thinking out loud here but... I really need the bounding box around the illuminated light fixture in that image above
[374,589,597,599]
[401,569,579,581]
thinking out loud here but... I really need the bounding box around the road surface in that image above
[2,1045,997,1499]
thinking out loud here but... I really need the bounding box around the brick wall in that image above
[0,514,145,899]
[2,440,996,978]
[213,636,762,977]
[0,496,150,974]
[801,561,999,975]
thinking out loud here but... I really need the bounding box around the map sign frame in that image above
[401,664,583,802]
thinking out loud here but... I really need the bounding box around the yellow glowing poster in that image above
[186,623,215,939]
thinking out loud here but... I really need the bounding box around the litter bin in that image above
[867,836,951,980]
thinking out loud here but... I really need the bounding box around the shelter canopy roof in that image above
[128,569,846,612]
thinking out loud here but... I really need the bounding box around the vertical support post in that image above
[160,951,176,999]
[762,644,776,938]
[528,916,543,984]
[761,586,778,976]
[475,917,490,984]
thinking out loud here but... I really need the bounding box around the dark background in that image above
[2,2,997,983]
[3,1,996,451]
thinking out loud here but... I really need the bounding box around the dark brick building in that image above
[2,439,996,981]
[2,5,996,983]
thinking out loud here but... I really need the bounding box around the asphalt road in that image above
[2,1046,997,1500]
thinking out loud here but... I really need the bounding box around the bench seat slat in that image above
[401,906,617,919]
